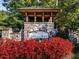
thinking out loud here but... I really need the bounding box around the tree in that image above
[55,0,79,31]
[2,0,25,29]
[0,11,8,26]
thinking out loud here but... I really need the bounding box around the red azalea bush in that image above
[0,37,73,59]
[42,37,73,59]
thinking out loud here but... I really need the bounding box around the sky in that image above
[0,0,6,11]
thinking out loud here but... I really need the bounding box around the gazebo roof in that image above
[19,7,60,13]
[19,7,59,10]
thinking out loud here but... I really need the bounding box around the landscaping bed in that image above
[0,37,73,59]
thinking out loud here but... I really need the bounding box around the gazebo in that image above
[19,7,60,39]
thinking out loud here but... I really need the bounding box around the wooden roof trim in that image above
[19,7,59,10]
[19,7,60,13]
[19,9,60,13]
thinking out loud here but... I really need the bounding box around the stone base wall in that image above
[24,22,54,39]
[2,28,22,40]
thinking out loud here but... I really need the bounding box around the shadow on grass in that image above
[73,47,79,59]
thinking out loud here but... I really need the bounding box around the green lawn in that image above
[73,53,79,59]
[73,47,79,59]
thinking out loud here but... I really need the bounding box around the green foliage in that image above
[56,0,79,31]
[56,31,69,39]
[2,0,24,29]
[0,11,8,26]
[0,11,23,29]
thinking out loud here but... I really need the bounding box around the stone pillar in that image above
[8,28,12,39]
[24,23,28,39]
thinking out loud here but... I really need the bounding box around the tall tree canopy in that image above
[0,11,8,26]
[56,0,79,30]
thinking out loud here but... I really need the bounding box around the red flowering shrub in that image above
[43,37,73,59]
[20,40,42,59]
[0,37,73,59]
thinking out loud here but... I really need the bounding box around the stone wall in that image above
[24,22,54,39]
[2,28,22,40]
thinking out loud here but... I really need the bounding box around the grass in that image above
[72,47,79,59]
[73,53,79,59]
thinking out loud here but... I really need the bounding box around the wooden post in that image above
[25,13,28,22]
[42,12,44,22]
[49,17,52,22]
[49,12,53,22]
[34,12,36,22]
[26,16,28,22]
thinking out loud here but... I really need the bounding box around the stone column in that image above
[24,23,28,39]
[8,28,12,39]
